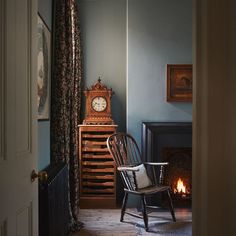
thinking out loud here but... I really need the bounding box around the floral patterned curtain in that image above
[51,0,83,232]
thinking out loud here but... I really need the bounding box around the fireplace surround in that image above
[142,122,192,207]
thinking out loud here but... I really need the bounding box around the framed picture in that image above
[37,14,51,120]
[167,64,192,102]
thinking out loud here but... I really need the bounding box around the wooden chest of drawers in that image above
[78,125,117,208]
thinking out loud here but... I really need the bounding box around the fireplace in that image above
[163,147,192,206]
[142,122,192,207]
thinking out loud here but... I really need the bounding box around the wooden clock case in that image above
[83,78,114,125]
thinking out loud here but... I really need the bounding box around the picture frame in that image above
[37,14,51,120]
[167,64,192,102]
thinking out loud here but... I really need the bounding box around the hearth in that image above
[142,122,192,207]
[163,147,192,206]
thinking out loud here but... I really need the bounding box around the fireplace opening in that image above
[163,147,192,207]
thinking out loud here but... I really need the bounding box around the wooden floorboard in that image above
[71,208,192,236]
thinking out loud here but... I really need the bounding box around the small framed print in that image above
[167,64,192,102]
[37,14,51,120]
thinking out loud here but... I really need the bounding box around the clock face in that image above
[91,96,107,112]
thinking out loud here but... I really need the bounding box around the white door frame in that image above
[193,0,236,235]
[0,0,38,235]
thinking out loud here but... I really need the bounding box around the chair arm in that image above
[117,166,140,172]
[117,165,140,191]
[144,162,169,166]
[143,162,168,185]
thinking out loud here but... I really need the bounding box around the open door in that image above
[0,0,38,235]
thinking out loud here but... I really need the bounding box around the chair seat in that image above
[124,185,170,195]
[139,185,170,194]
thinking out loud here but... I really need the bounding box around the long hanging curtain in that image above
[51,0,83,232]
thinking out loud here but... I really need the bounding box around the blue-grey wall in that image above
[37,0,192,202]
[38,122,50,170]
[79,0,192,146]
[79,0,192,206]
[127,0,192,146]
[79,0,127,132]
[38,0,53,170]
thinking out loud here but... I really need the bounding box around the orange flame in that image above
[176,178,186,193]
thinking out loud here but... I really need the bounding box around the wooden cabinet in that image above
[78,125,117,208]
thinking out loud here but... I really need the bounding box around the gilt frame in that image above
[167,64,192,102]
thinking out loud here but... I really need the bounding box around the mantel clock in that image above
[83,78,115,125]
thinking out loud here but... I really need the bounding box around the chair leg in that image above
[167,189,176,222]
[141,195,148,231]
[120,192,128,222]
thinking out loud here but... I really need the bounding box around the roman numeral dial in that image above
[91,96,107,112]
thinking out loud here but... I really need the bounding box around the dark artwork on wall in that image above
[167,64,192,102]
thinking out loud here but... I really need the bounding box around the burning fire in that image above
[174,178,186,194]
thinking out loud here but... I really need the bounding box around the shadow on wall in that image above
[168,102,192,117]
[112,95,126,132]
